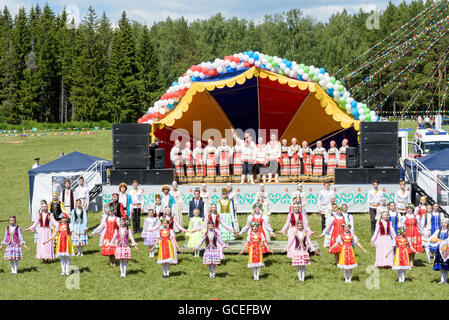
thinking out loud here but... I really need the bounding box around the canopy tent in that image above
[152,67,360,167]
[28,151,112,220]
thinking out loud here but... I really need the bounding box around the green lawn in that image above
[0,127,447,300]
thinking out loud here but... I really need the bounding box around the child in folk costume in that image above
[196,221,230,278]
[153,194,163,218]
[288,138,301,182]
[216,138,233,183]
[118,183,132,224]
[386,227,418,282]
[329,223,367,283]
[279,139,290,183]
[239,222,274,281]
[150,218,183,278]
[217,188,237,241]
[111,218,138,278]
[192,203,237,240]
[388,202,400,235]
[291,183,307,207]
[70,199,88,256]
[170,139,185,184]
[425,203,445,261]
[395,181,410,215]
[414,196,428,222]
[375,197,388,222]
[90,207,120,266]
[147,206,187,234]
[318,206,346,264]
[370,212,396,268]
[203,139,217,183]
[238,203,275,249]
[44,214,81,276]
[312,141,327,182]
[182,142,195,183]
[341,204,354,233]
[428,219,449,284]
[185,208,204,257]
[226,183,240,232]
[193,141,205,183]
[421,205,435,263]
[161,185,175,212]
[400,204,423,267]
[0,215,30,274]
[170,181,184,233]
[282,220,318,282]
[337,139,348,168]
[300,141,313,182]
[326,140,339,181]
[142,208,160,257]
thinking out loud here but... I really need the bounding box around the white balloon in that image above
[343,91,350,98]
[357,102,363,109]
[187,70,193,76]
[327,82,333,89]
[284,67,291,74]
[199,73,205,79]
[347,97,354,104]
[180,83,186,90]
[186,82,192,88]
[217,66,223,73]
[159,108,166,115]
[236,63,243,70]
[333,84,339,91]
[345,103,351,111]
[174,85,179,91]
[255,60,262,67]
[359,114,366,121]
[249,58,255,64]
[230,62,236,68]
[243,54,249,61]
[298,69,304,75]
[303,73,309,80]
[225,60,231,66]
[193,71,200,77]
[333,91,340,98]
[266,63,272,69]
[371,115,378,122]
[370,110,376,116]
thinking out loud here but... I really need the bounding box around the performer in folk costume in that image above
[266,134,281,183]
[161,185,175,212]
[108,193,126,219]
[239,222,274,281]
[279,139,290,183]
[45,214,81,276]
[203,139,217,183]
[147,206,187,234]
[400,204,423,267]
[256,196,271,217]
[318,206,346,264]
[426,203,445,259]
[386,227,417,283]
[238,203,275,250]
[170,181,183,233]
[318,182,335,232]
[329,223,367,283]
[282,220,318,282]
[217,188,237,241]
[149,218,183,278]
[421,205,436,263]
[70,199,88,256]
[395,181,410,215]
[326,140,339,181]
[111,218,138,278]
[341,204,354,233]
[337,138,348,168]
[196,221,231,278]
[255,183,268,206]
[291,183,307,207]
[200,184,211,215]
[25,200,58,263]
[288,138,301,182]
[216,138,233,183]
[90,207,120,266]
[182,141,195,183]
[226,183,240,232]
[75,176,89,212]
[142,208,160,258]
[232,138,243,183]
[370,211,396,268]
[170,139,185,183]
[61,179,75,212]
[193,141,205,183]
[300,141,313,182]
[185,208,204,257]
[312,141,327,182]
[429,219,449,284]
[49,191,68,221]
[367,180,382,235]
[388,202,400,236]
[375,197,388,222]
[118,183,132,225]
[232,129,256,184]
[130,180,144,234]
[0,215,30,274]
[192,203,237,239]
[254,137,267,183]
[415,196,428,222]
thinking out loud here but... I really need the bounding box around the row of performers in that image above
[170,133,350,184]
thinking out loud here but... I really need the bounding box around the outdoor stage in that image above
[102,183,400,213]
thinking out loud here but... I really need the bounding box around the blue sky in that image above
[1,0,413,25]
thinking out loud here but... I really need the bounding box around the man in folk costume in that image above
[279,139,290,183]
[232,129,256,184]
[326,140,339,182]
[193,141,205,183]
[200,184,211,215]
[300,140,312,182]
[216,138,233,184]
[130,180,144,234]
[338,139,349,168]
[75,176,89,212]
[61,179,75,212]
[226,183,239,232]
[312,141,327,182]
[203,139,217,183]
[255,184,268,206]
[266,134,281,183]
[395,180,410,215]
[170,181,184,231]
[288,138,301,183]
[367,180,383,235]
[318,182,335,232]
[182,141,195,183]
[170,139,185,184]
[254,137,268,183]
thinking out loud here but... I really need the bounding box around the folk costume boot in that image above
[274,173,279,183]
[240,175,245,184]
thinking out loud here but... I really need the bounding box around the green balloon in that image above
[340,98,346,105]
[336,80,341,85]
[268,57,273,63]
[272,61,278,67]
[364,108,371,115]
[299,64,305,69]
[304,66,310,73]
[339,85,344,91]
[312,75,319,82]
[364,117,371,122]
[330,77,336,84]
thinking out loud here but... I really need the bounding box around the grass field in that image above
[0,124,447,300]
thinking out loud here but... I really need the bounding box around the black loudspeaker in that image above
[110,169,175,185]
[110,169,144,185]
[335,168,368,184]
[113,145,150,157]
[113,155,149,169]
[113,134,149,146]
[346,147,359,168]
[154,148,165,169]
[112,123,150,169]
[360,132,398,144]
[367,168,400,184]
[360,144,398,168]
[143,169,175,185]
[360,121,398,133]
[113,123,150,135]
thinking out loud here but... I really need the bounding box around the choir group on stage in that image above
[170,131,350,184]
[4,177,449,284]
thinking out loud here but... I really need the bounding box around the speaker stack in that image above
[336,121,400,184]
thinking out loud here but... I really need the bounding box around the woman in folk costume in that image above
[370,211,396,268]
[61,179,75,212]
[142,208,159,257]
[300,141,313,182]
[170,139,185,184]
[49,191,69,222]
[282,220,318,282]
[395,181,410,215]
[254,137,267,183]
[203,138,217,183]
[421,205,436,263]
[45,214,81,276]
[386,227,417,283]
[182,142,195,183]
[429,219,449,284]
[328,223,367,283]
[426,203,445,259]
[193,141,205,183]
[279,139,290,183]
[266,134,281,183]
[326,140,339,181]
[317,206,346,264]
[25,200,58,263]
[337,138,348,168]
[200,184,211,215]
[216,138,233,183]
[217,188,237,241]
[192,203,236,239]
[0,215,30,274]
[118,183,132,224]
[238,203,275,251]
[239,222,274,281]
[149,218,183,278]
[111,218,138,278]
[288,138,301,182]
[70,199,88,256]
[170,181,184,233]
[226,183,239,232]
[232,136,243,183]
[399,204,423,267]
[414,196,428,222]
[388,202,400,236]
[90,207,120,266]
[186,208,204,257]
[312,141,328,182]
[196,221,230,278]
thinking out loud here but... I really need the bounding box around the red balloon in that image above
[138,118,143,124]
[208,69,214,76]
[202,67,208,74]
[234,57,240,63]
[244,61,250,68]
[191,66,197,72]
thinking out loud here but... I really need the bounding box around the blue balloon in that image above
[248,50,254,58]
[282,58,287,63]
[243,51,248,56]
[297,74,303,81]
[261,64,266,69]
[167,104,174,110]
[286,61,292,68]
[226,66,232,73]
[254,54,259,61]
[352,109,360,118]
[320,68,325,74]
[351,101,358,109]
[327,88,334,96]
